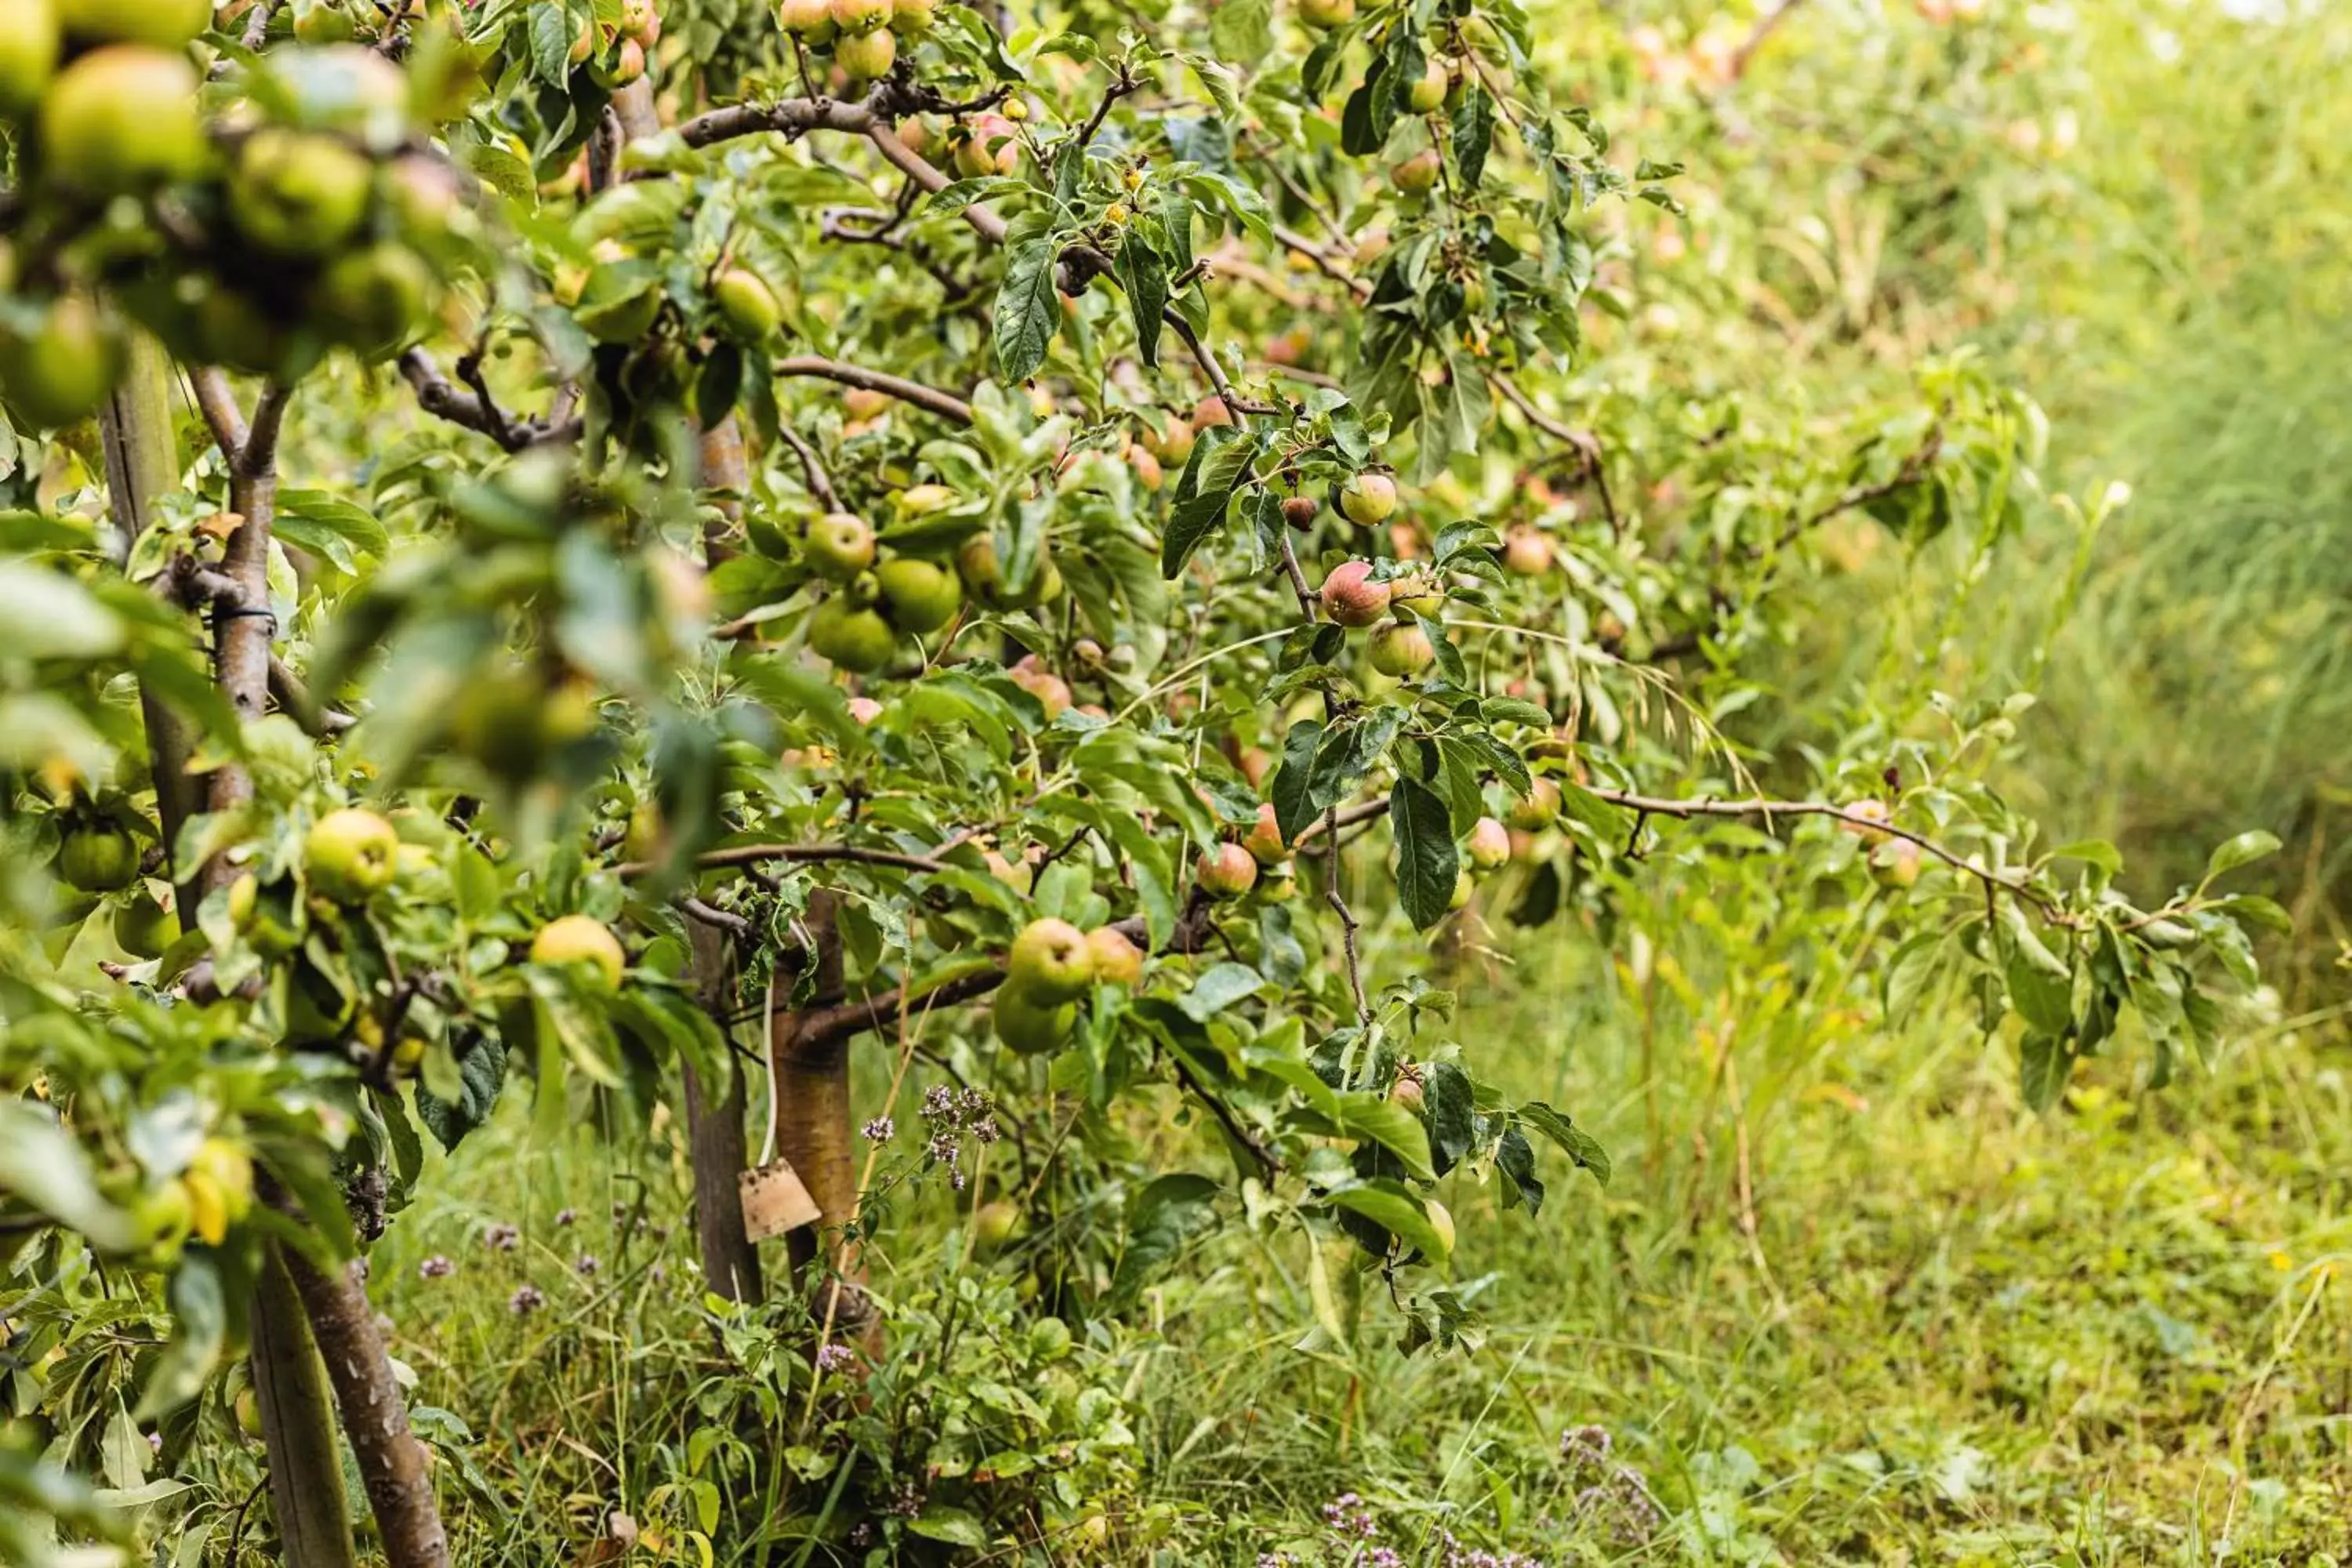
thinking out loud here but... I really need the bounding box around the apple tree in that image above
[0,0,2282,1560]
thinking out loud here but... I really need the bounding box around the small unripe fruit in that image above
[1008,916,1094,1004]
[291,0,356,43]
[612,37,646,84]
[891,0,936,33]
[619,0,660,43]
[1505,779,1562,832]
[39,45,206,198]
[1501,525,1553,576]
[57,824,138,892]
[992,987,1075,1055]
[1407,58,1448,114]
[312,244,437,362]
[1319,560,1390,628]
[1447,868,1474,910]
[835,25,893,79]
[805,512,877,579]
[808,599,897,673]
[973,1198,1024,1247]
[228,129,375,258]
[1465,816,1510,869]
[1296,0,1355,28]
[1388,1072,1424,1114]
[1392,148,1442,194]
[1197,841,1259,898]
[713,268,782,343]
[1084,926,1143,987]
[57,0,211,46]
[873,557,961,633]
[1129,446,1163,492]
[1242,802,1288,866]
[0,0,61,114]
[304,808,399,903]
[1338,472,1397,526]
[530,914,626,987]
[843,387,890,421]
[0,294,121,430]
[1367,619,1436,678]
[952,115,1019,179]
[1282,495,1319,530]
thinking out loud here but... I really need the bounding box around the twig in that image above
[1490,372,1617,533]
[398,349,583,451]
[681,897,754,936]
[621,843,953,879]
[188,367,249,459]
[268,655,356,735]
[777,427,840,509]
[775,356,974,423]
[1323,807,1374,1025]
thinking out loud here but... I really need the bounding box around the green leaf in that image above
[1518,1102,1611,1185]
[414,1034,509,1154]
[2202,829,2281,886]
[1161,428,1261,577]
[992,233,1062,383]
[1452,83,1495,190]
[1390,775,1457,931]
[1325,1178,1450,1263]
[0,1101,139,1251]
[1178,961,1269,1022]
[1334,1093,1436,1181]
[136,1254,225,1421]
[1271,717,1327,844]
[909,1506,992,1547]
[1999,904,2074,1035]
[1112,231,1170,368]
[1109,1173,1221,1305]
[2018,1031,2071,1112]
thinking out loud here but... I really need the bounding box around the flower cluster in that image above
[916,1084,1000,1190]
[815,1341,858,1374]
[1559,1425,1662,1542]
[483,1222,521,1252]
[417,1255,455,1280]
[509,1284,546,1316]
[861,1115,895,1142]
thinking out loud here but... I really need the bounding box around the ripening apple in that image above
[1197,842,1259,898]
[1242,803,1288,867]
[1190,395,1236,432]
[835,26,893,80]
[1871,837,1923,888]
[0,0,60,114]
[952,115,1019,179]
[777,0,834,41]
[1084,926,1143,987]
[1406,58,1449,114]
[1367,620,1436,678]
[1008,916,1094,1004]
[612,38,646,84]
[57,0,212,46]
[1388,1071,1425,1113]
[1505,778,1563,832]
[991,986,1074,1054]
[39,45,208,198]
[1319,560,1390,628]
[1501,524,1553,575]
[304,808,400,903]
[1296,0,1354,28]
[873,557,961,633]
[714,268,782,343]
[228,129,376,258]
[529,914,627,987]
[619,0,660,43]
[1338,471,1398,526]
[1465,816,1510,870]
[1141,415,1196,465]
[831,0,889,34]
[1281,495,1319,530]
[1392,148,1442,195]
[1009,660,1073,721]
[1838,799,1892,839]
[808,599,896,672]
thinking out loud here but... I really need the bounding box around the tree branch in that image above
[775,356,973,423]
[621,842,952,879]
[397,349,583,451]
[777,426,840,509]
[188,367,249,459]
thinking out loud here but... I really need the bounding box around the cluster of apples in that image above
[1318,557,1447,680]
[773,0,940,92]
[0,2,456,426]
[791,509,969,673]
[989,916,1142,1054]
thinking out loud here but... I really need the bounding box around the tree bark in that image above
[771,892,864,1311]
[96,336,204,923]
[249,1249,360,1568]
[280,1250,449,1568]
[684,921,761,1305]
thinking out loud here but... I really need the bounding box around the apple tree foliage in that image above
[0,0,2285,1559]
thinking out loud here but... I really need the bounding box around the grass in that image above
[360,893,2352,1563]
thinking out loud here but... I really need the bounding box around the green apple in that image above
[874,557,961,633]
[835,25,893,79]
[1337,471,1397,526]
[1367,619,1436,678]
[313,243,437,361]
[1465,816,1510,870]
[1505,778,1562,832]
[713,267,780,343]
[39,45,208,197]
[804,512,877,579]
[56,0,211,46]
[0,0,61,115]
[1407,58,1449,114]
[991,985,1075,1054]
[973,1198,1023,1249]
[305,808,399,902]
[0,293,122,430]
[1007,916,1094,1004]
[529,914,626,986]
[56,824,137,891]
[807,598,897,673]
[228,129,375,257]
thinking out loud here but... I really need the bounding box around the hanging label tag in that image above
[738,1160,822,1243]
